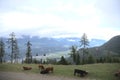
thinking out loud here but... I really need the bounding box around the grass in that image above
[0,63,120,80]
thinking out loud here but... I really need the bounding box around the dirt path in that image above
[0,71,92,80]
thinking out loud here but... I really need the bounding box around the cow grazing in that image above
[74,69,88,77]
[39,65,54,74]
[23,66,32,70]
[38,64,45,70]
[38,64,54,71]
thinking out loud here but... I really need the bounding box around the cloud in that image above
[0,0,120,40]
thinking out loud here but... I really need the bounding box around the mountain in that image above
[2,35,106,57]
[88,35,120,56]
[100,35,120,54]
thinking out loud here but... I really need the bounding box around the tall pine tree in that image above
[70,45,81,65]
[58,56,68,65]
[76,53,80,65]
[79,33,89,64]
[25,41,32,64]
[70,45,77,64]
[7,32,19,64]
[0,38,5,63]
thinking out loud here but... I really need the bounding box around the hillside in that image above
[88,35,120,56]
[100,35,120,54]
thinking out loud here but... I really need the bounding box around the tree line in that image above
[0,32,32,64]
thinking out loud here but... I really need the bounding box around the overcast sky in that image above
[0,0,120,40]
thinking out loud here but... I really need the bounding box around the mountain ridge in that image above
[2,36,106,57]
[88,35,120,56]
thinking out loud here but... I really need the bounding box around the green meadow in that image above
[0,63,119,80]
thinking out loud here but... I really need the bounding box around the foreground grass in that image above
[0,63,120,80]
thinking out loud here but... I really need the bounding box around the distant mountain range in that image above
[2,35,106,57]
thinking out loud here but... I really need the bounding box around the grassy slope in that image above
[0,63,120,80]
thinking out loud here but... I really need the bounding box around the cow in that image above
[23,66,32,70]
[39,65,54,74]
[40,69,49,74]
[45,67,54,73]
[38,64,45,70]
[74,69,88,77]
[114,70,120,77]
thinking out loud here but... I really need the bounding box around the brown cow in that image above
[38,64,45,70]
[39,64,54,74]
[45,67,54,73]
[23,66,32,70]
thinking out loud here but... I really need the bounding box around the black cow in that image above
[114,70,120,77]
[74,69,88,77]
[40,69,49,74]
